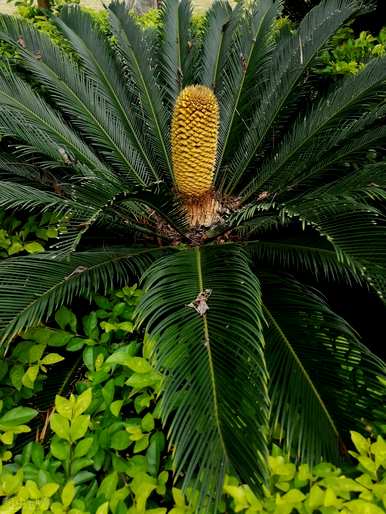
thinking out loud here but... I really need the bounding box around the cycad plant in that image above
[0,0,386,509]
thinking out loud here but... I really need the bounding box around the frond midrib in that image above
[216,9,271,177]
[110,10,173,177]
[262,302,339,439]
[194,246,229,463]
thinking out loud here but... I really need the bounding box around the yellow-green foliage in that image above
[318,27,386,76]
[172,85,219,197]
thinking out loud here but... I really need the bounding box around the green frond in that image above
[108,1,173,178]
[54,5,161,183]
[0,16,152,188]
[0,63,108,174]
[0,247,165,345]
[285,198,386,299]
[198,0,242,91]
[225,0,367,195]
[0,181,77,214]
[159,0,193,108]
[301,162,386,203]
[215,0,280,183]
[243,54,386,199]
[262,274,386,461]
[246,239,366,286]
[136,245,269,512]
[296,125,386,192]
[0,154,42,183]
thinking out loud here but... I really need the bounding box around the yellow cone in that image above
[171,85,219,197]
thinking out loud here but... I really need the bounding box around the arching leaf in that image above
[262,274,386,461]
[136,245,269,511]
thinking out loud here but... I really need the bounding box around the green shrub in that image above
[316,26,386,76]
[0,210,65,259]
[0,290,385,514]
[80,8,109,35]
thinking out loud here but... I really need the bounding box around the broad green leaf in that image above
[110,401,123,417]
[146,432,165,476]
[344,500,386,514]
[67,337,86,352]
[111,430,131,451]
[0,498,23,514]
[141,413,154,432]
[105,345,139,368]
[134,434,149,453]
[100,321,119,333]
[98,472,118,500]
[70,415,90,441]
[8,241,23,255]
[146,434,163,477]
[31,442,44,467]
[268,456,296,481]
[24,241,45,254]
[102,380,115,405]
[126,371,162,391]
[28,343,46,362]
[223,485,249,512]
[130,472,158,512]
[21,365,39,389]
[55,395,75,420]
[95,502,109,514]
[71,457,94,475]
[351,431,371,455]
[82,312,99,339]
[278,489,305,504]
[74,437,94,459]
[74,389,92,417]
[117,321,134,332]
[125,356,153,374]
[25,480,41,500]
[0,406,37,427]
[23,327,72,347]
[61,481,76,508]
[41,483,60,498]
[134,393,152,414]
[50,436,70,460]
[41,353,65,365]
[50,413,71,441]
[371,436,386,468]
[356,456,378,477]
[55,306,77,332]
[10,365,24,391]
[307,485,325,509]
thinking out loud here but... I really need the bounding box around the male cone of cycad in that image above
[172,85,219,197]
